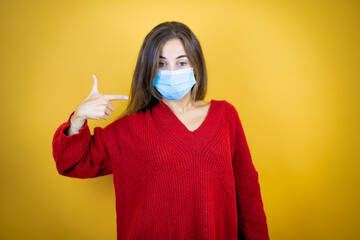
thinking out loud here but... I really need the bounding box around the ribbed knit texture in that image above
[52,99,270,240]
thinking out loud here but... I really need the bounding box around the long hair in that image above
[116,21,208,120]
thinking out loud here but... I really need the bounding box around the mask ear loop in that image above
[193,68,197,84]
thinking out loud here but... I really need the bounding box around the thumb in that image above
[90,74,99,94]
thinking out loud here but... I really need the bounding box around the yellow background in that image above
[1,0,359,239]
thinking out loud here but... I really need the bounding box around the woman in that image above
[52,21,270,240]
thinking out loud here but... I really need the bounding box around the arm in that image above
[52,111,113,178]
[230,105,270,240]
[65,112,86,136]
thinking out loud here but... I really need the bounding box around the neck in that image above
[161,93,194,115]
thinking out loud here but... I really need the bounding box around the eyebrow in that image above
[159,55,188,59]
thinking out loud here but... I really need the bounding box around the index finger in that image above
[103,94,129,101]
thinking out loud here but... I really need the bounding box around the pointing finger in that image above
[103,94,129,101]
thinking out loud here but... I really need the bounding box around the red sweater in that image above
[52,99,270,240]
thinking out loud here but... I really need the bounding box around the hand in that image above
[74,74,128,121]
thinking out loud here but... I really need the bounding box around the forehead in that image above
[160,39,186,56]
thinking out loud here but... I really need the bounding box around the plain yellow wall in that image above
[1,0,359,239]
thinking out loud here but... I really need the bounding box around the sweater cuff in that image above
[58,111,91,150]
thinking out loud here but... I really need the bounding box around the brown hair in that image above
[116,21,207,119]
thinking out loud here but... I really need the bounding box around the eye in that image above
[179,62,187,67]
[159,62,165,68]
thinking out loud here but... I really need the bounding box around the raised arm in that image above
[52,111,113,178]
[51,74,128,178]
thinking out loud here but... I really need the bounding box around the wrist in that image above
[73,110,86,121]
[69,124,79,134]
[71,112,86,130]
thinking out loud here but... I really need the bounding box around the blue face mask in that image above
[152,67,196,100]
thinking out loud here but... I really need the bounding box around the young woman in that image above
[52,21,270,240]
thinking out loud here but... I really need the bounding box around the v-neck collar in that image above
[151,99,225,150]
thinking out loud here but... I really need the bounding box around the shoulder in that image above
[206,99,241,131]
[212,99,239,116]
[102,110,146,134]
[213,99,243,131]
[209,100,245,140]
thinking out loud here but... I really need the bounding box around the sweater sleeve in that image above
[51,111,113,179]
[229,105,270,240]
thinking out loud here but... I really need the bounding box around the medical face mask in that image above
[152,67,196,100]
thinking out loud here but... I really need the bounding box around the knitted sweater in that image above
[52,99,270,240]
